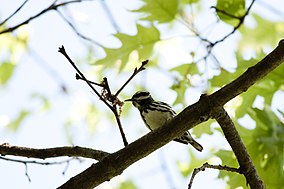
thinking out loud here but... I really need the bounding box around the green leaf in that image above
[211,51,284,118]
[171,79,188,106]
[239,14,284,52]
[191,119,215,138]
[216,0,245,26]
[117,180,138,189]
[177,150,207,177]
[216,107,284,188]
[0,62,15,85]
[133,0,178,23]
[170,63,200,105]
[182,0,199,4]
[96,24,160,70]
[215,150,246,188]
[170,63,199,77]
[31,93,51,111]
[6,110,30,132]
[246,107,284,188]
[86,104,99,134]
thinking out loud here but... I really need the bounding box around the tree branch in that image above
[212,108,264,188]
[114,60,148,96]
[59,46,148,146]
[56,10,103,47]
[0,0,95,35]
[0,144,109,161]
[193,0,256,64]
[210,0,256,46]
[59,46,130,146]
[0,0,29,26]
[58,39,284,189]
[210,39,284,106]
[188,162,241,189]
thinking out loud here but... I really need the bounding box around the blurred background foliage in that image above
[0,0,283,188]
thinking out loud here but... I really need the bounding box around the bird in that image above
[125,91,203,152]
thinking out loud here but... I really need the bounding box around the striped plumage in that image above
[125,91,203,152]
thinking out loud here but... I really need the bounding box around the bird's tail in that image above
[174,131,203,152]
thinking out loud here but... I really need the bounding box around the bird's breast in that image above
[141,110,174,130]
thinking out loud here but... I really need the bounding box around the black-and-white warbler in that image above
[125,91,203,152]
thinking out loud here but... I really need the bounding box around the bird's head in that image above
[125,91,154,109]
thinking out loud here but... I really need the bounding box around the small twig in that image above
[102,77,113,101]
[102,78,128,145]
[99,0,121,32]
[115,60,148,96]
[114,109,128,145]
[28,46,68,93]
[211,0,256,46]
[211,6,242,20]
[56,10,103,47]
[58,46,112,108]
[0,0,29,26]
[0,155,80,166]
[188,162,241,189]
[0,0,95,35]
[0,155,81,182]
[75,74,104,87]
[102,77,128,146]
[59,46,128,146]
[62,160,70,175]
[24,163,31,182]
[192,0,256,66]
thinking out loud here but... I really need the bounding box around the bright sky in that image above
[0,0,284,189]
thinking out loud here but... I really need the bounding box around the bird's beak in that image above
[124,98,133,102]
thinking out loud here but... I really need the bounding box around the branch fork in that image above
[59,45,148,146]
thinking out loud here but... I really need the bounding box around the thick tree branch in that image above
[213,108,264,189]
[0,144,109,161]
[58,39,284,189]
[210,39,284,106]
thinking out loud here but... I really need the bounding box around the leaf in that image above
[246,107,284,188]
[133,0,178,23]
[216,0,245,26]
[216,107,284,188]
[96,24,160,70]
[170,63,200,105]
[215,150,246,188]
[177,150,207,177]
[6,110,30,132]
[0,62,15,85]
[117,180,138,189]
[211,51,284,118]
[182,0,199,4]
[86,104,99,134]
[31,93,51,111]
[191,119,215,138]
[170,63,199,77]
[239,14,284,52]
[171,79,188,106]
